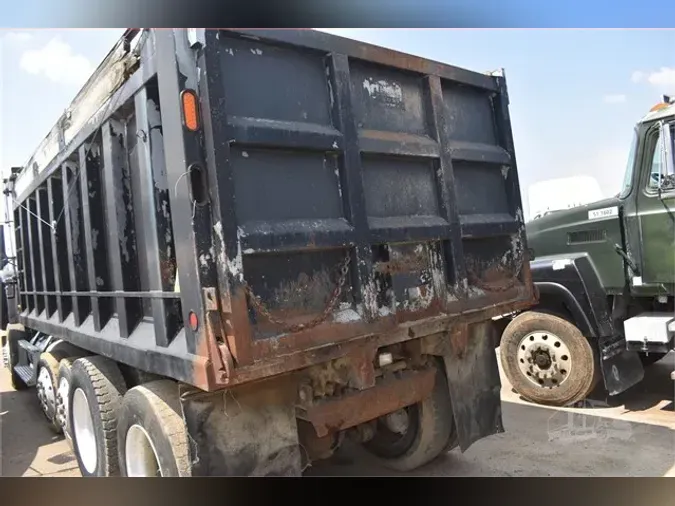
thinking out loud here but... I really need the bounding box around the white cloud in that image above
[3,31,34,45]
[19,37,93,87]
[603,94,627,104]
[631,67,675,93]
[646,67,675,91]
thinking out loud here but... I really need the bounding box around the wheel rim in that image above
[73,388,97,473]
[36,366,55,419]
[56,377,70,433]
[125,424,162,477]
[517,331,572,388]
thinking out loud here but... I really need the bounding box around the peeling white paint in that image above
[242,151,249,158]
[378,306,392,317]
[250,48,263,55]
[332,141,339,149]
[199,253,211,268]
[467,286,486,299]
[362,78,403,105]
[501,166,509,179]
[96,276,104,287]
[224,47,234,55]
[333,308,361,323]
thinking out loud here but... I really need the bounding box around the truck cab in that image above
[499,96,675,406]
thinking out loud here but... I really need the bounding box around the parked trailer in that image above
[2,29,536,476]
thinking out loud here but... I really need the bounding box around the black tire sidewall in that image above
[69,364,109,477]
[363,360,454,470]
[501,312,595,406]
[117,389,181,477]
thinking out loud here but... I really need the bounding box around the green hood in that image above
[526,196,622,261]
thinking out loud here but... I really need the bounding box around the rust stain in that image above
[448,324,469,359]
[297,367,436,438]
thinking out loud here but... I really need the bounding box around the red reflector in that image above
[189,311,199,331]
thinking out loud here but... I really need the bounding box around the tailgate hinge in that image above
[203,287,235,384]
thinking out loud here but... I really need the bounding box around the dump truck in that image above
[1,28,535,477]
[499,96,675,406]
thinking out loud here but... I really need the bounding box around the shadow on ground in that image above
[0,386,70,476]
[307,401,675,477]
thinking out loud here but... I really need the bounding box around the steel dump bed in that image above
[9,29,534,391]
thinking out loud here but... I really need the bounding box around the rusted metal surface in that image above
[296,420,338,461]
[297,367,436,438]
[243,254,351,334]
[209,284,535,389]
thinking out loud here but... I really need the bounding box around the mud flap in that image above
[441,321,504,452]
[598,336,644,396]
[179,378,302,476]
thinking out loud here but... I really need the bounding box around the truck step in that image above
[17,340,40,354]
[13,364,36,386]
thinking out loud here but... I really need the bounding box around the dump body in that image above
[7,29,534,392]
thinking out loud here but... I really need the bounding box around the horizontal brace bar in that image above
[448,141,511,165]
[367,215,451,244]
[22,290,181,299]
[359,130,440,158]
[227,116,344,151]
[460,213,520,238]
[240,218,356,253]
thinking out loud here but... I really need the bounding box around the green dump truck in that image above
[499,96,675,406]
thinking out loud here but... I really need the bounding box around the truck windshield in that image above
[619,128,639,199]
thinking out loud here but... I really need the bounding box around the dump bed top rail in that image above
[7,29,535,391]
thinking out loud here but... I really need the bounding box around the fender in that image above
[529,253,644,396]
[530,252,614,339]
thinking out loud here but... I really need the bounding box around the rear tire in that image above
[362,363,455,471]
[500,311,597,406]
[69,356,127,477]
[117,380,191,477]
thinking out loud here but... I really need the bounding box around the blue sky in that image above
[1,29,674,219]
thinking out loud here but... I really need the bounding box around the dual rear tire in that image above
[62,356,189,477]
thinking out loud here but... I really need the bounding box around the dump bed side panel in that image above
[200,30,533,367]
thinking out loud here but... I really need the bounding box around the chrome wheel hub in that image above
[517,331,572,388]
[383,409,410,435]
[36,366,56,418]
[73,388,97,474]
[56,376,70,433]
[126,424,162,477]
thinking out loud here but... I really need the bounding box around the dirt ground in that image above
[1,352,673,477]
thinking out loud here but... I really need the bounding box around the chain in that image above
[467,261,523,293]
[243,255,352,333]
